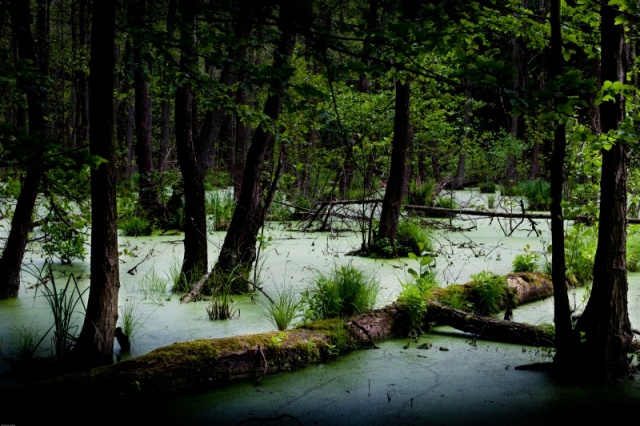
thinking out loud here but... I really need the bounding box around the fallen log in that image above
[1,276,557,409]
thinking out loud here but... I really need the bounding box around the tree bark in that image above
[548,0,579,370]
[576,1,633,383]
[0,1,47,300]
[131,0,164,220]
[70,0,120,369]
[214,0,298,292]
[174,0,209,286]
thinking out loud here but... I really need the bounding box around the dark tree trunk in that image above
[71,0,89,149]
[0,1,47,300]
[215,0,298,292]
[175,0,208,286]
[158,0,178,172]
[233,87,250,199]
[454,82,471,189]
[131,0,163,219]
[576,2,633,383]
[71,0,120,369]
[376,77,411,247]
[548,0,578,370]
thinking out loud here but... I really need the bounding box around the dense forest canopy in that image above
[0,0,639,382]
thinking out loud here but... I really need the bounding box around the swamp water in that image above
[1,190,640,424]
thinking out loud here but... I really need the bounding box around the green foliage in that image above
[373,220,433,259]
[204,169,232,191]
[34,265,87,361]
[397,250,437,336]
[261,286,303,331]
[564,224,597,285]
[440,286,471,311]
[206,271,240,320]
[120,215,153,237]
[469,271,507,316]
[627,226,640,272]
[512,244,540,273]
[408,180,435,206]
[11,325,47,362]
[0,175,21,198]
[38,199,89,265]
[435,195,458,209]
[119,301,143,344]
[479,182,497,194]
[487,194,495,209]
[517,179,550,211]
[301,262,380,322]
[139,269,171,306]
[206,189,235,231]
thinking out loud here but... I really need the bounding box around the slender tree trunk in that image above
[454,82,471,189]
[576,1,633,383]
[175,0,208,286]
[548,0,578,371]
[376,77,411,247]
[71,0,120,369]
[131,0,163,219]
[0,1,47,300]
[215,0,298,292]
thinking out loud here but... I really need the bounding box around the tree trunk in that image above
[0,1,47,300]
[377,77,411,248]
[548,0,578,371]
[131,0,164,219]
[174,0,209,286]
[214,0,298,292]
[70,0,120,369]
[576,1,633,383]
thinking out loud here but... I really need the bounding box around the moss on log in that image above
[1,272,558,413]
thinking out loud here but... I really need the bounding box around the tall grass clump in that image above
[139,269,170,305]
[517,178,550,211]
[301,262,380,322]
[261,285,303,330]
[36,266,87,361]
[206,270,239,320]
[206,189,235,231]
[469,271,508,316]
[11,325,47,362]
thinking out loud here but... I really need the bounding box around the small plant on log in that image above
[301,262,379,322]
[398,249,437,336]
[469,271,508,316]
[512,244,540,273]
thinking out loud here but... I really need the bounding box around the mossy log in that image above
[1,273,558,413]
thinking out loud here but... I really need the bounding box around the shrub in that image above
[479,182,497,194]
[373,220,433,258]
[517,179,550,211]
[301,262,380,321]
[120,215,153,236]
